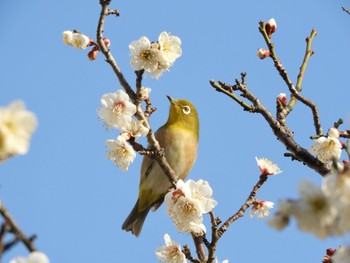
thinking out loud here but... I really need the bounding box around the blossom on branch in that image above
[63,30,91,49]
[292,180,337,239]
[257,48,270,59]
[309,127,342,164]
[62,30,73,46]
[0,100,37,162]
[164,179,217,235]
[158,32,182,64]
[250,199,274,219]
[122,119,149,138]
[97,90,136,130]
[71,32,91,49]
[129,32,182,79]
[255,157,282,176]
[155,233,187,263]
[106,135,136,171]
[139,86,152,100]
[277,93,287,106]
[265,18,277,38]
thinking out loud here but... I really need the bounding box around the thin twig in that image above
[259,23,323,135]
[217,174,269,238]
[183,245,200,263]
[342,6,350,15]
[0,202,37,252]
[209,81,256,112]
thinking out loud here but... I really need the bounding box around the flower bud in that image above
[326,248,335,256]
[265,18,277,38]
[103,38,111,47]
[277,93,287,106]
[87,47,98,61]
[257,48,270,59]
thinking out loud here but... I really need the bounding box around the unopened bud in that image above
[257,48,270,59]
[265,18,277,38]
[277,93,287,106]
[87,47,98,61]
[103,38,111,47]
[326,248,335,256]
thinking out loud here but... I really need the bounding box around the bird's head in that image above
[165,96,199,140]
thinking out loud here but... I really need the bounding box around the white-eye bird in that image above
[122,96,199,236]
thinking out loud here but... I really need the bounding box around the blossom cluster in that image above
[268,163,350,239]
[164,179,217,235]
[129,32,182,79]
[97,89,150,170]
[0,100,37,162]
[62,30,91,49]
[10,251,50,263]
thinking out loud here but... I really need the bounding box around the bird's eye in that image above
[182,105,191,115]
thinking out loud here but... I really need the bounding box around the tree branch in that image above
[259,23,322,135]
[0,202,37,252]
[211,79,330,176]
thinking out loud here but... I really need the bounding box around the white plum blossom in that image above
[97,90,136,130]
[106,135,136,171]
[158,32,182,64]
[122,119,149,138]
[0,100,37,161]
[71,32,90,49]
[292,180,338,239]
[267,200,294,230]
[129,36,164,73]
[250,199,274,219]
[129,32,182,79]
[255,157,282,176]
[309,127,342,164]
[165,179,216,235]
[155,234,187,263]
[62,30,73,46]
[322,169,350,234]
[10,251,50,263]
[139,86,152,100]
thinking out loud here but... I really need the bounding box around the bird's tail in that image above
[122,199,150,237]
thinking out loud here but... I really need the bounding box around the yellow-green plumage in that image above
[122,96,199,237]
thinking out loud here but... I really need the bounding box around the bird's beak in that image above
[167,96,175,105]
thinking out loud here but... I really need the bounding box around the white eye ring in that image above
[182,105,191,115]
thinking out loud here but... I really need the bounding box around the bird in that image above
[122,96,199,237]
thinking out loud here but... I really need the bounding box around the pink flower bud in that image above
[277,93,287,106]
[326,248,335,256]
[257,48,270,59]
[265,18,277,38]
[87,48,98,61]
[103,38,111,47]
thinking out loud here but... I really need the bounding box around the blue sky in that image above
[1,0,350,262]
